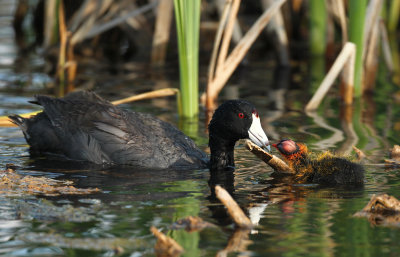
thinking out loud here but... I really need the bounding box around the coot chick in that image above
[272,139,364,185]
[9,91,270,170]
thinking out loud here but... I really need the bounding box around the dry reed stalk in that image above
[67,41,77,93]
[245,140,294,174]
[363,17,380,92]
[305,42,356,112]
[216,0,240,75]
[292,0,303,12]
[70,1,156,45]
[206,0,287,111]
[363,0,383,59]
[380,20,394,73]
[215,0,243,44]
[57,0,67,96]
[151,0,173,66]
[43,0,57,48]
[205,0,233,111]
[261,0,290,66]
[111,88,179,105]
[328,0,347,44]
[214,185,252,228]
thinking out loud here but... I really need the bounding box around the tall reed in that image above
[309,0,326,56]
[174,0,201,118]
[349,0,367,97]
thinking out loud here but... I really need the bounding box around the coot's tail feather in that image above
[8,115,27,133]
[8,114,25,126]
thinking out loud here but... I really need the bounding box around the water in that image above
[1,1,400,256]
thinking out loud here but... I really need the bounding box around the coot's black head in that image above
[208,100,270,170]
[208,100,270,149]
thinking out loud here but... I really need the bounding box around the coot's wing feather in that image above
[33,92,207,168]
[33,93,152,165]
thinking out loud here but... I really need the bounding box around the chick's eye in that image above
[238,113,245,119]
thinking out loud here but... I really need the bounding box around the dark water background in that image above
[1,1,400,256]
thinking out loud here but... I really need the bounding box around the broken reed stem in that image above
[57,0,67,97]
[151,0,173,66]
[380,20,394,73]
[245,140,294,174]
[207,0,233,89]
[216,0,240,76]
[66,41,77,93]
[111,88,179,105]
[205,0,286,110]
[305,42,356,112]
[214,185,252,228]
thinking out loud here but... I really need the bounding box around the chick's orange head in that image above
[273,139,308,161]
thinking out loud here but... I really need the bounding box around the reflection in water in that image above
[1,1,400,256]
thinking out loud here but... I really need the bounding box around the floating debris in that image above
[352,146,366,161]
[0,165,100,196]
[171,216,215,232]
[354,194,400,227]
[385,145,400,166]
[151,226,184,257]
[390,145,400,160]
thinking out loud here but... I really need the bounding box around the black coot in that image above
[9,91,270,170]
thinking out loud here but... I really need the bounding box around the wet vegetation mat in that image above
[354,194,400,227]
[0,165,100,196]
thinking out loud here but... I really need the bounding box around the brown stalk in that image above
[305,42,356,112]
[57,0,67,96]
[43,0,57,48]
[216,0,241,76]
[379,20,394,73]
[206,0,286,111]
[214,185,252,228]
[151,0,173,66]
[245,140,294,174]
[111,88,179,105]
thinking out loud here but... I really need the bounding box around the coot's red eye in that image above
[238,113,244,119]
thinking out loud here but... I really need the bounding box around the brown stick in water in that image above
[245,140,295,174]
[215,185,252,228]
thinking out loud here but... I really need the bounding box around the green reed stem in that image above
[349,0,367,97]
[388,0,400,32]
[173,0,200,119]
[309,0,326,56]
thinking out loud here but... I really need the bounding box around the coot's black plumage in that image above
[9,91,270,170]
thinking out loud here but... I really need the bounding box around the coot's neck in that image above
[209,133,236,171]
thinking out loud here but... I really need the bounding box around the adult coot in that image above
[9,91,270,170]
[273,139,364,185]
